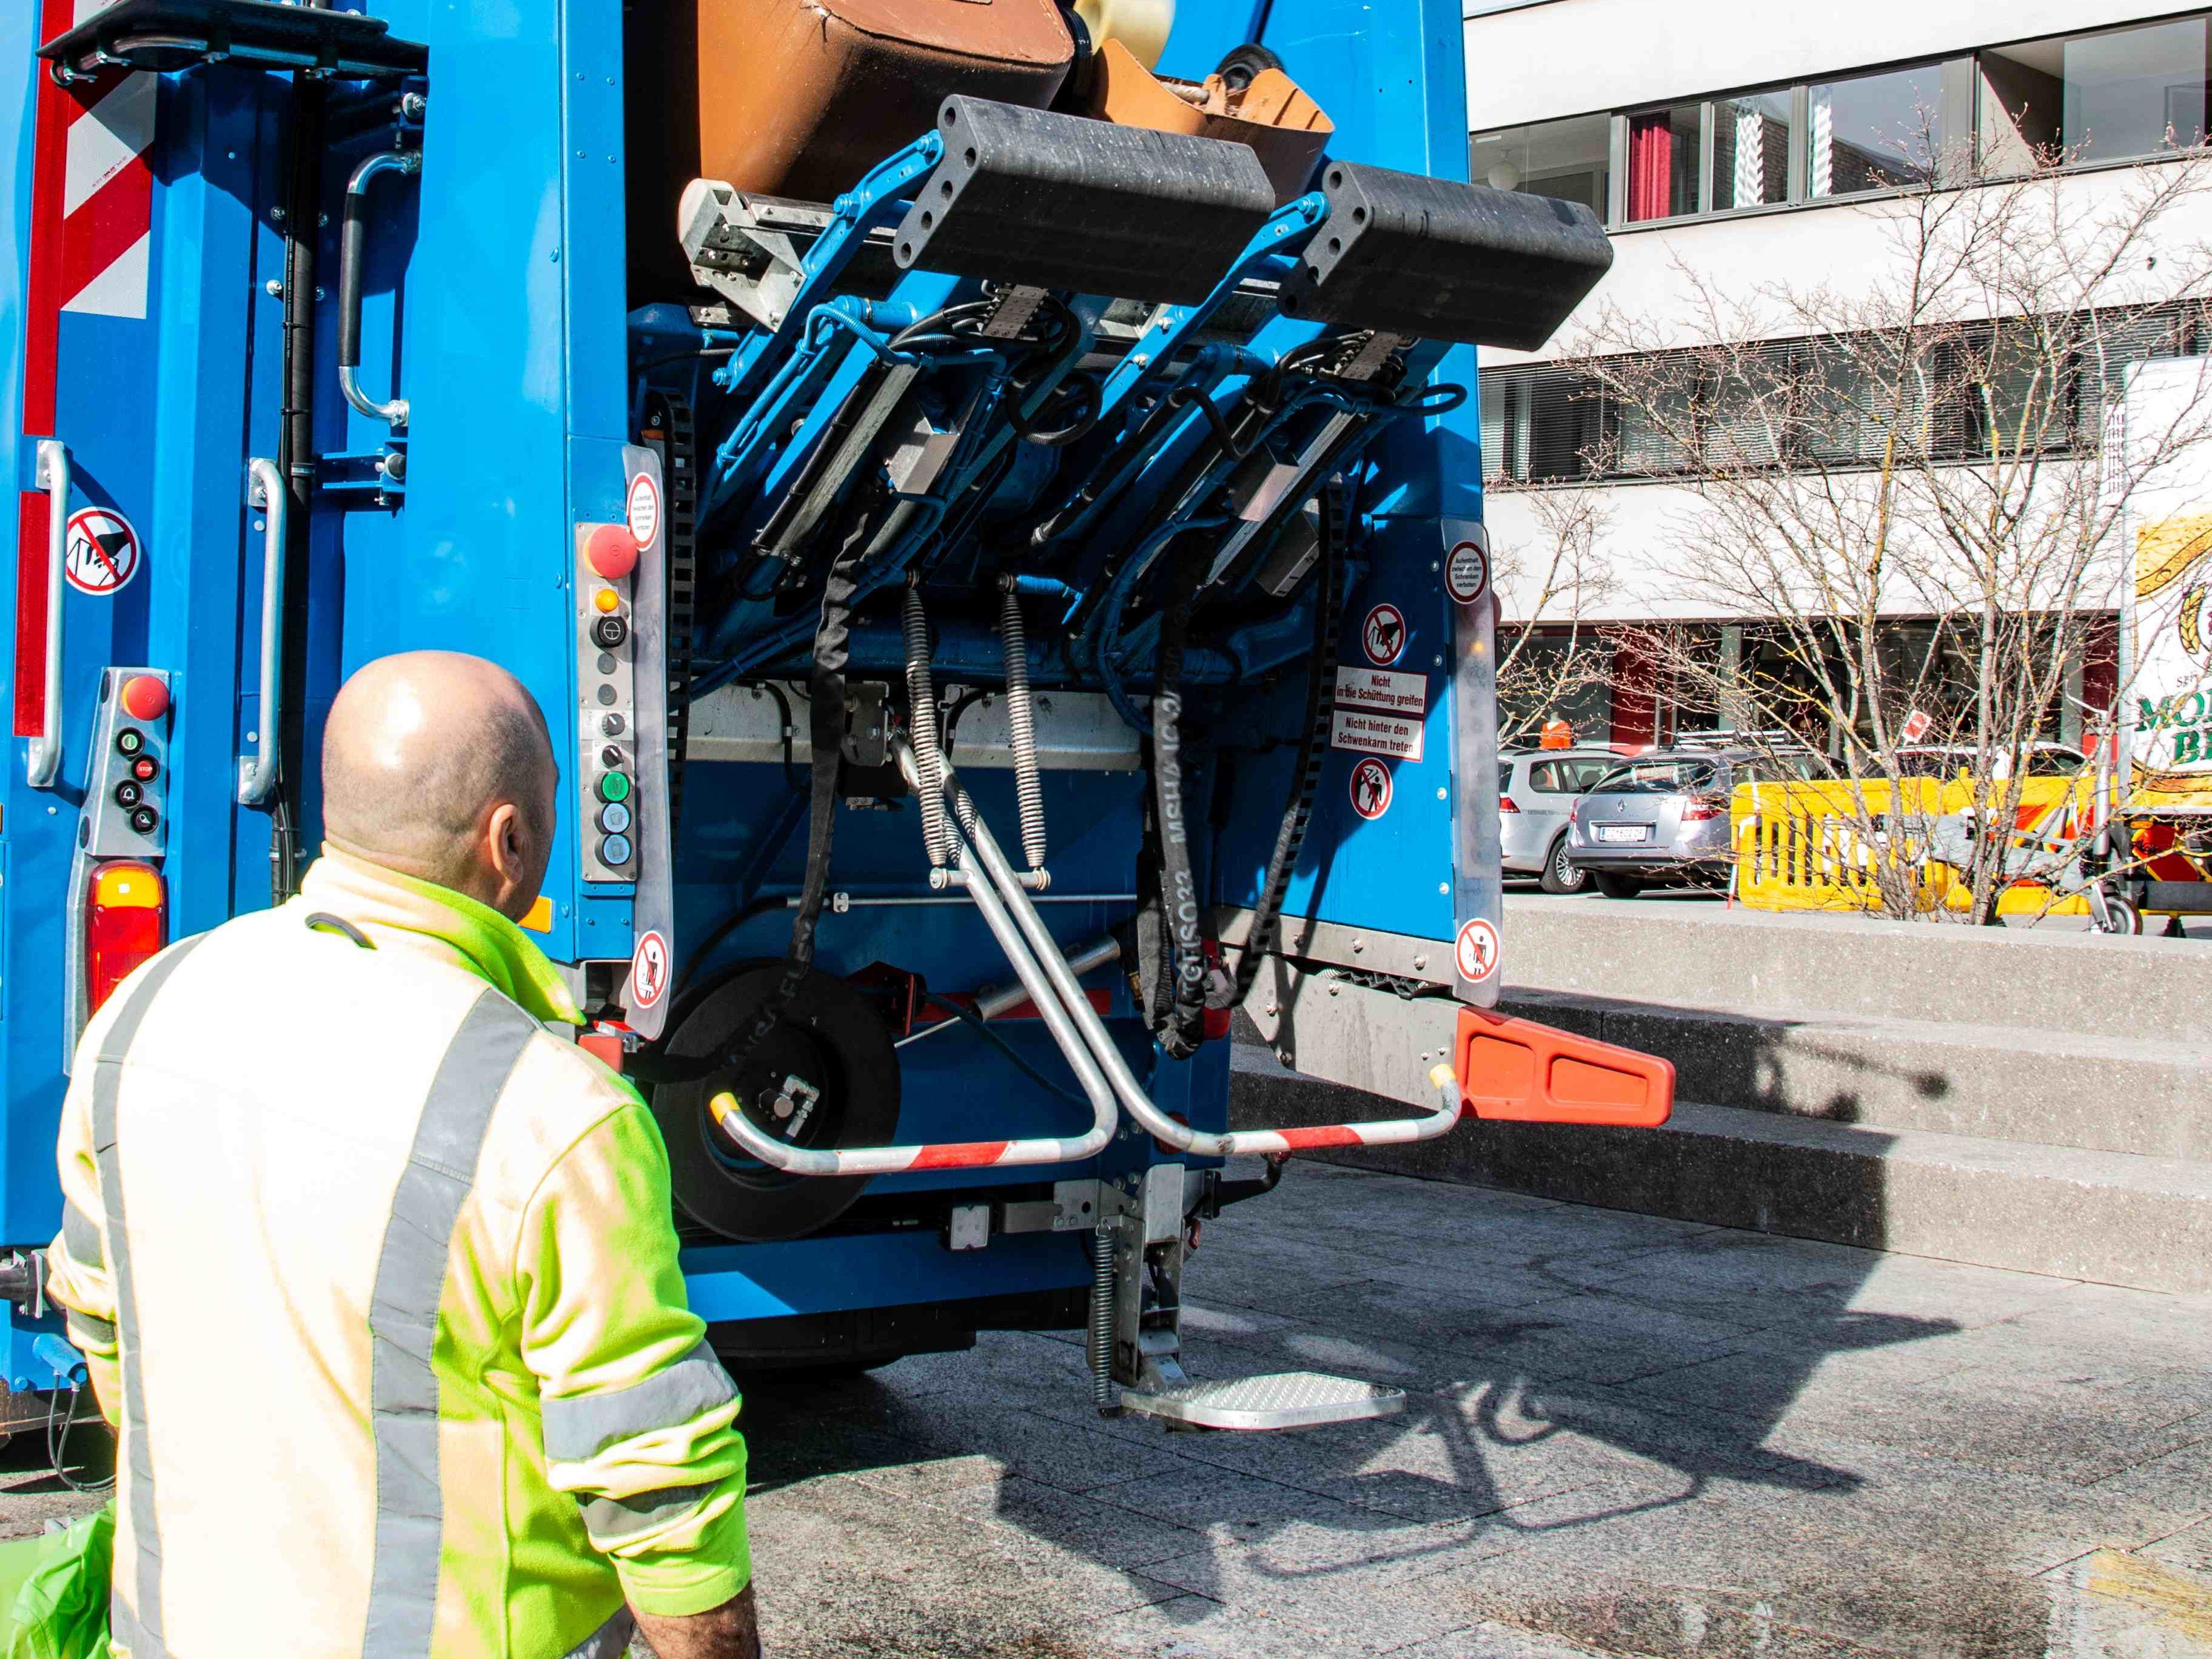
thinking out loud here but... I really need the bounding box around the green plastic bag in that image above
[0,1503,113,1659]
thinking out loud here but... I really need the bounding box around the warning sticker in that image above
[1444,537,1489,605]
[64,508,140,595]
[1349,757,1393,820]
[630,929,672,1010]
[626,474,662,549]
[1361,603,1407,666]
[1331,708,1425,762]
[1336,665,1428,717]
[1453,917,1500,984]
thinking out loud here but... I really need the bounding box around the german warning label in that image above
[1349,757,1393,820]
[630,930,671,1010]
[1332,665,1427,760]
[1444,537,1489,605]
[1453,917,1500,984]
[64,508,140,595]
[1362,603,1407,666]
[626,474,662,549]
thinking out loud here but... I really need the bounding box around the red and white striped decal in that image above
[18,2,151,736]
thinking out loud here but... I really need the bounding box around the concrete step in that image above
[1228,1045,2212,1294]
[1495,987,2212,1160]
[1502,894,2212,1042]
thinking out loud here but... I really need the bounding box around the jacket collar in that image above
[297,848,581,1027]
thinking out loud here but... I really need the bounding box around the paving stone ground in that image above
[2,1161,2208,1657]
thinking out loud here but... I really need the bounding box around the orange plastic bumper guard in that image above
[1453,1007,1675,1128]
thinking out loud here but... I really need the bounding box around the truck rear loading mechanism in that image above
[0,0,1672,1436]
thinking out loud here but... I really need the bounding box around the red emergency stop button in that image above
[119,675,169,722]
[586,523,638,581]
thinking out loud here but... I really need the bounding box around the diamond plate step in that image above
[1119,1370,1406,1430]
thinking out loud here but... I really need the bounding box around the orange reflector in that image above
[593,587,622,615]
[519,894,554,933]
[1453,1005,1674,1128]
[87,860,166,1017]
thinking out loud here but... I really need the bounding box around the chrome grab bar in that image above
[337,150,421,429]
[25,440,69,789]
[933,752,1467,1158]
[237,458,286,805]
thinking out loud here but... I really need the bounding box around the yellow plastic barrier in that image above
[1731,776,2092,917]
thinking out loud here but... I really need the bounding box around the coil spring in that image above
[903,581,951,868]
[1000,586,1048,873]
[1088,1224,1115,1411]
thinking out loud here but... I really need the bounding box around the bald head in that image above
[322,652,558,918]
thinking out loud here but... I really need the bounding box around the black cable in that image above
[762,681,801,789]
[45,1379,110,1494]
[1232,480,1347,1007]
[940,686,994,756]
[923,997,1087,1106]
[636,346,736,375]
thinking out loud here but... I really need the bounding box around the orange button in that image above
[593,587,622,614]
[119,675,169,722]
[586,522,638,581]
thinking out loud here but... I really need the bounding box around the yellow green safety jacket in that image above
[44,849,749,1659]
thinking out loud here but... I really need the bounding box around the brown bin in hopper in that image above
[700,0,1072,203]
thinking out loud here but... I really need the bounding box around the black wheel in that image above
[1593,873,1644,899]
[1214,42,1284,90]
[1538,834,1587,894]
[2095,896,2143,936]
[647,965,900,1242]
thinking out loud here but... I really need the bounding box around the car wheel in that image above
[1539,835,1587,894]
[1593,873,1644,900]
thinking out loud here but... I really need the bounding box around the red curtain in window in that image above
[1608,629,1659,748]
[1627,112,1674,221]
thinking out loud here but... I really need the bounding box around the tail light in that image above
[1499,797,1521,813]
[1681,797,1725,822]
[87,861,166,1016]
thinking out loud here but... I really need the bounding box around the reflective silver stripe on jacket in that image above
[92,936,210,1659]
[540,1339,737,1463]
[561,1608,635,1659]
[363,991,541,1659]
[578,1481,717,1548]
[61,1198,102,1270]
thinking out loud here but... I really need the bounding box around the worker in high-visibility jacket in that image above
[45,651,761,1659]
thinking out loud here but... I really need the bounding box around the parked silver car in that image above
[1498,749,1623,893]
[1566,748,1811,897]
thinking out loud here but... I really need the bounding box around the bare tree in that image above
[1489,481,1621,749]
[1546,143,2212,921]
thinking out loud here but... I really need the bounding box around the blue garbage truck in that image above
[0,0,1667,1435]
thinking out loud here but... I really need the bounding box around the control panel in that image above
[575,518,642,882]
[64,667,174,1054]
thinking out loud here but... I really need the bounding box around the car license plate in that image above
[1595,824,1649,844]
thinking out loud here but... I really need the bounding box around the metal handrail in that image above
[25,440,69,789]
[702,737,1121,1176]
[337,150,420,429]
[932,752,1469,1158]
[237,459,287,805]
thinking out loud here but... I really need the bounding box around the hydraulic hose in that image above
[929,754,1469,1159]
[1000,583,1049,878]
[1138,543,1210,1059]
[903,580,953,869]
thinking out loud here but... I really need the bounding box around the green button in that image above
[597,770,632,804]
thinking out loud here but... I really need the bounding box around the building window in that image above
[1626,104,1703,220]
[1469,114,1612,216]
[1713,91,1792,210]
[1980,18,2211,172]
[1809,64,1945,197]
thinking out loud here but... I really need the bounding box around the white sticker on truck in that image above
[1330,666,1429,761]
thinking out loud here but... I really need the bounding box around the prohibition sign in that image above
[626,473,662,549]
[1362,603,1407,666]
[1444,538,1489,605]
[1453,917,1500,984]
[1349,757,1393,820]
[63,508,141,595]
[631,929,672,1010]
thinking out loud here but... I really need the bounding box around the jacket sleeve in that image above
[44,1013,122,1427]
[515,1096,749,1619]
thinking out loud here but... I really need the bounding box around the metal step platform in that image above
[1119,1370,1405,1431]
